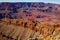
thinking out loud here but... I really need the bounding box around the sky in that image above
[0,0,60,4]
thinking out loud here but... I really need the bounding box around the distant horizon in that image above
[0,0,60,4]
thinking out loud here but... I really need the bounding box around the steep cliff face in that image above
[0,2,60,40]
[0,18,60,40]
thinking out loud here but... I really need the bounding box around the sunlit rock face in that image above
[0,2,60,40]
